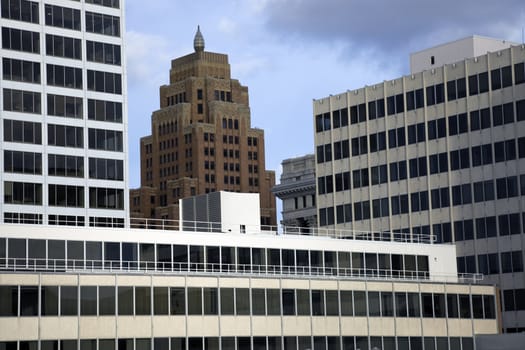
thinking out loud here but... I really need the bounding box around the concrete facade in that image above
[272,155,317,230]
[130,28,276,227]
[0,0,129,227]
[314,41,525,331]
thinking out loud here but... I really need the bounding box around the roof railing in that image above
[0,258,483,284]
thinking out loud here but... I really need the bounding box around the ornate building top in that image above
[194,25,205,52]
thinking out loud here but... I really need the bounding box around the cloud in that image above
[125,31,173,88]
[259,0,525,55]
[218,18,237,34]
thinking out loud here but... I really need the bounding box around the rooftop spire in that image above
[194,25,205,52]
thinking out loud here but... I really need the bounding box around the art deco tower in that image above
[131,27,276,226]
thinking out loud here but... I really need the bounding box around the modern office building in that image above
[313,37,525,331]
[272,155,317,230]
[0,210,501,350]
[129,27,276,226]
[0,0,129,228]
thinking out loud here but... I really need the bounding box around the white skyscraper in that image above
[0,0,128,227]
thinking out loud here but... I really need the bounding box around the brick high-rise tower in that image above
[130,27,276,226]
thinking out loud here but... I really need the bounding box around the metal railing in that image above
[129,218,436,244]
[0,258,483,284]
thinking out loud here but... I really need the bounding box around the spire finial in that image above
[194,25,205,52]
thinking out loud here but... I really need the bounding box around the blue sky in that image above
[125,0,525,190]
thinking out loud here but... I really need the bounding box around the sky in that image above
[125,0,525,190]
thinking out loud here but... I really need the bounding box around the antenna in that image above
[522,27,524,44]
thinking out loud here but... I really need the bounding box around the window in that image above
[388,127,405,148]
[351,136,367,156]
[315,113,331,132]
[406,88,424,110]
[48,124,83,148]
[86,41,121,65]
[496,176,519,199]
[448,113,468,136]
[48,154,83,178]
[88,129,123,151]
[491,66,513,90]
[1,0,39,23]
[515,62,525,85]
[332,108,349,127]
[447,78,466,101]
[410,191,429,212]
[88,99,123,123]
[426,83,444,106]
[471,144,492,166]
[47,94,83,118]
[498,213,522,235]
[427,117,447,140]
[352,169,369,188]
[350,103,366,124]
[501,251,523,273]
[431,188,450,209]
[48,184,84,207]
[89,158,123,180]
[353,201,370,221]
[87,70,122,94]
[470,108,491,131]
[429,152,448,174]
[494,140,516,162]
[44,4,80,30]
[3,120,42,144]
[475,216,497,239]
[3,89,41,114]
[85,11,120,36]
[450,148,470,170]
[389,161,407,181]
[85,0,120,9]
[473,180,494,203]
[1,27,39,53]
[492,102,514,126]
[409,156,427,178]
[468,72,489,95]
[333,140,349,160]
[371,165,387,185]
[407,122,426,144]
[46,64,82,89]
[2,57,40,83]
[372,197,389,218]
[334,171,350,192]
[4,150,41,175]
[390,194,409,215]
[386,93,404,115]
[89,187,124,209]
[451,184,471,206]
[369,132,386,152]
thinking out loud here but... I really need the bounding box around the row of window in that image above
[3,183,124,209]
[317,101,525,163]
[4,152,122,180]
[2,69,122,96]
[0,336,476,350]
[3,120,123,151]
[457,250,523,275]
[0,284,495,320]
[315,62,525,132]
[319,171,525,224]
[318,137,525,195]
[1,87,121,122]
[0,237,429,278]
[2,214,124,227]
